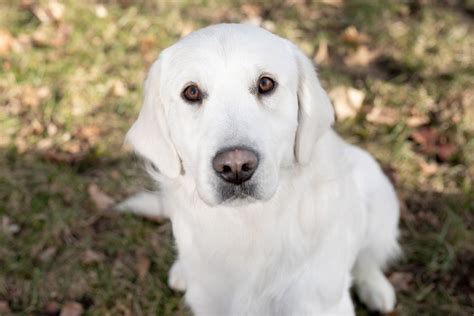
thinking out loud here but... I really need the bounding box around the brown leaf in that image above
[88,183,115,211]
[417,211,440,227]
[60,301,83,316]
[321,0,344,7]
[0,300,11,314]
[389,272,413,292]
[20,86,43,108]
[314,38,328,64]
[366,106,400,125]
[1,216,20,235]
[329,86,365,120]
[410,127,438,156]
[32,24,71,48]
[82,249,106,265]
[138,36,156,63]
[344,45,380,67]
[240,4,263,17]
[437,142,457,162]
[179,22,195,38]
[38,246,57,262]
[108,80,128,97]
[43,147,89,164]
[44,301,61,314]
[406,114,430,127]
[32,0,65,23]
[74,125,102,144]
[417,158,438,176]
[341,26,369,45]
[0,29,14,56]
[136,252,151,280]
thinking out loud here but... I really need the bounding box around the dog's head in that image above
[126,24,334,206]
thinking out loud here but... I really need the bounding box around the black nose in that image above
[212,148,259,185]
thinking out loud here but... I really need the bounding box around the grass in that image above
[0,0,473,315]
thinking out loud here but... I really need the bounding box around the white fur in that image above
[117,24,400,315]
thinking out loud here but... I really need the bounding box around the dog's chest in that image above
[169,181,351,275]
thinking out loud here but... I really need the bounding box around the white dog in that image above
[117,23,400,315]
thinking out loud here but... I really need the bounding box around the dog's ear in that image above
[291,44,335,165]
[125,56,181,178]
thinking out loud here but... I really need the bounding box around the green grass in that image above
[0,0,473,315]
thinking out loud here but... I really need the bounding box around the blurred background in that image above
[0,0,473,315]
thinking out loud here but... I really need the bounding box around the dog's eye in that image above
[182,84,202,103]
[258,76,275,94]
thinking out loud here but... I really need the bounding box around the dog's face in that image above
[127,24,334,206]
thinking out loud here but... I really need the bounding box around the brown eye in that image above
[182,84,202,102]
[258,76,275,94]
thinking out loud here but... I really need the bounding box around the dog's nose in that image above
[213,148,258,184]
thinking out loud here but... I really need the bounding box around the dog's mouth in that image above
[218,182,258,203]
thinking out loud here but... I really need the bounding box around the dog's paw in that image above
[356,272,395,313]
[168,261,187,292]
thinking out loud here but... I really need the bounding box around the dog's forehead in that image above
[164,24,293,73]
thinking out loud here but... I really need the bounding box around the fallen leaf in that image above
[74,125,102,144]
[341,26,369,45]
[1,216,20,235]
[329,86,365,120]
[314,38,328,64]
[60,301,83,316]
[344,45,379,67]
[417,211,440,227]
[366,106,400,125]
[179,22,194,37]
[240,3,263,17]
[406,113,430,127]
[38,246,57,262]
[108,80,127,97]
[321,0,343,7]
[32,0,65,23]
[20,0,35,10]
[20,86,43,108]
[47,123,58,136]
[389,272,413,292]
[139,36,156,65]
[63,141,83,154]
[0,300,11,314]
[36,138,54,151]
[261,20,276,32]
[437,142,458,162]
[136,252,151,280]
[44,301,61,314]
[417,158,438,176]
[0,29,14,56]
[410,127,438,156]
[82,249,105,265]
[88,183,115,211]
[43,147,89,164]
[110,170,121,180]
[31,119,45,134]
[32,24,71,48]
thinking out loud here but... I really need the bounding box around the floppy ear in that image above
[125,57,181,178]
[292,44,335,165]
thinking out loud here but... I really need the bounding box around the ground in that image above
[0,0,473,315]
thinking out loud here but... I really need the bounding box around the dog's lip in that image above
[220,193,258,206]
[217,181,259,203]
